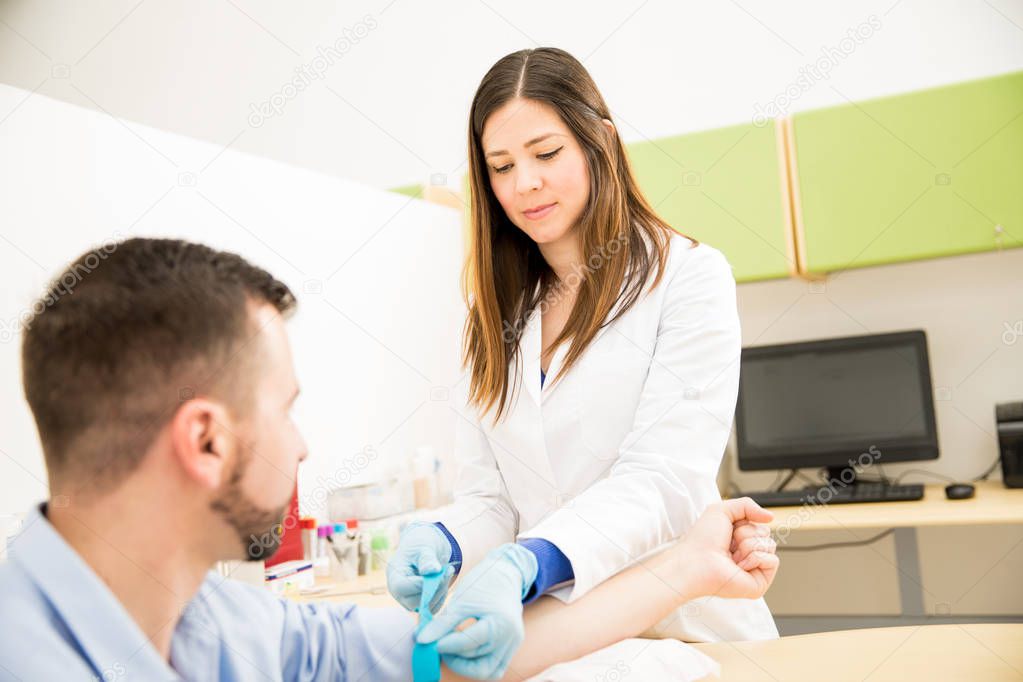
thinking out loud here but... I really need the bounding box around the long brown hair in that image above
[463,47,697,421]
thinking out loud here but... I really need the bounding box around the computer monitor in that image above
[734,330,939,481]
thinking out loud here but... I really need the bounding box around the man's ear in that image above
[169,398,236,490]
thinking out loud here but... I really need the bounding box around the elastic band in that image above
[412,570,445,682]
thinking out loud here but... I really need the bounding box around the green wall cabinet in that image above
[627,121,796,283]
[790,70,1023,276]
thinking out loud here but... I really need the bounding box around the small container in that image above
[328,523,358,581]
[265,560,315,595]
[299,518,317,561]
[358,532,371,575]
[328,479,408,521]
[370,529,390,572]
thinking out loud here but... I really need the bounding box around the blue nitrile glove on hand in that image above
[387,522,456,613]
[416,543,539,680]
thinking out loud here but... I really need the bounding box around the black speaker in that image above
[996,401,1023,488]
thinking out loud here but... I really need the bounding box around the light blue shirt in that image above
[0,505,415,681]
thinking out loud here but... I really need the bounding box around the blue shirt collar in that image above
[10,504,181,680]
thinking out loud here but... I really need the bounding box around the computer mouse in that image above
[945,483,975,500]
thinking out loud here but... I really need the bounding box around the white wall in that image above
[0,83,466,516]
[2,0,1022,623]
[727,249,1023,624]
[0,0,1021,190]
[728,246,1023,490]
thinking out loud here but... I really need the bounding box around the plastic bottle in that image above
[370,529,390,572]
[357,531,371,575]
[412,447,438,509]
[314,525,332,577]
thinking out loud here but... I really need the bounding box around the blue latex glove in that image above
[387,522,456,613]
[416,543,538,680]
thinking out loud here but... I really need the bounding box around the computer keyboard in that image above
[745,482,925,507]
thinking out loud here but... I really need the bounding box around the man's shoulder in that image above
[0,561,98,680]
[190,569,287,625]
[0,559,49,624]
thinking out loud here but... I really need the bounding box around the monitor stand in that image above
[823,465,863,490]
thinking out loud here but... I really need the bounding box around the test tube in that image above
[299,517,317,561]
[315,526,332,576]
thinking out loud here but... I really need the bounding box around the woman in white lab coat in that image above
[388,47,778,678]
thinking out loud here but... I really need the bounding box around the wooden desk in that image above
[761,482,1023,531]
[293,484,1023,622]
[750,482,1023,625]
[286,577,1023,680]
[694,624,1023,681]
[288,571,395,609]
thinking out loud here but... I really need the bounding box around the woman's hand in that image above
[387,522,456,612]
[418,543,538,680]
[674,497,779,601]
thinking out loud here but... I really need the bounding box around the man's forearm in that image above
[508,543,695,680]
[438,498,777,681]
[439,542,696,682]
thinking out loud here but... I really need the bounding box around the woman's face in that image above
[481,98,590,247]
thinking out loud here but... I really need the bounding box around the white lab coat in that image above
[431,234,778,642]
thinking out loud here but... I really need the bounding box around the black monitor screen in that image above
[735,331,938,471]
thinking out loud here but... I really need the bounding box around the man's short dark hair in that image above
[21,238,297,492]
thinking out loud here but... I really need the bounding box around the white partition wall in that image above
[0,83,466,516]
